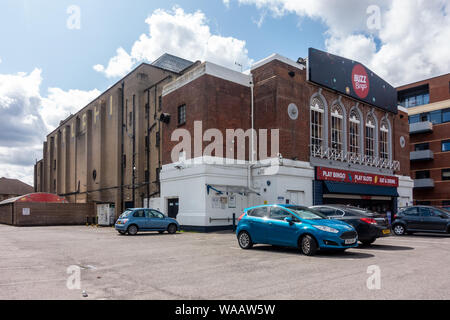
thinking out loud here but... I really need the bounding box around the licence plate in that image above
[345,238,356,245]
[382,229,391,235]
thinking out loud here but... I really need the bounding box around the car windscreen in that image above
[287,207,327,220]
[119,210,133,218]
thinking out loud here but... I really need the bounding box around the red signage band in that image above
[316,167,399,187]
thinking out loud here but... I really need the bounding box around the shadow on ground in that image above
[252,245,375,259]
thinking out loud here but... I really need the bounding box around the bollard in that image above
[232,213,236,232]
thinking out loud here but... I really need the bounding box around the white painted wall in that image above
[396,174,414,208]
[159,157,315,227]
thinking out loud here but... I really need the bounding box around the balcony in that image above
[409,121,433,134]
[414,178,435,189]
[410,149,434,161]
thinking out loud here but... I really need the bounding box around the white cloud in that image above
[94,7,253,78]
[0,57,2,64]
[235,0,450,86]
[0,69,100,186]
[41,87,100,131]
[92,47,134,79]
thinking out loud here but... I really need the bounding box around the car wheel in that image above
[127,225,138,236]
[361,238,376,246]
[393,224,406,236]
[237,231,253,249]
[167,224,177,234]
[300,235,318,256]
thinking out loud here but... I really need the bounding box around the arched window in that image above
[349,110,360,155]
[310,97,324,149]
[380,119,389,160]
[330,104,343,153]
[365,114,376,158]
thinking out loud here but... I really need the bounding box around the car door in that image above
[132,210,147,229]
[401,207,421,230]
[147,210,166,229]
[421,208,448,231]
[267,206,299,246]
[246,207,269,243]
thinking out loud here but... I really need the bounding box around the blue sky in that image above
[1,0,449,185]
[0,0,327,93]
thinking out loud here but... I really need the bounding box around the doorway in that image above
[167,198,179,219]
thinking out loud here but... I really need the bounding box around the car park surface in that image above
[1,224,450,300]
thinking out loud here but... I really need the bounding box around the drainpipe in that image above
[247,76,259,195]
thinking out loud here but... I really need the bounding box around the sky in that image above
[0,0,449,186]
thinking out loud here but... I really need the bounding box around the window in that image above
[379,119,389,160]
[409,114,420,124]
[420,113,430,122]
[315,207,337,216]
[365,114,376,158]
[415,170,430,179]
[430,110,442,124]
[330,104,343,153]
[149,210,164,219]
[402,207,419,216]
[310,98,324,149]
[349,110,360,155]
[158,96,162,111]
[247,207,268,218]
[133,210,145,218]
[398,85,429,108]
[178,104,186,125]
[442,140,450,152]
[442,169,450,181]
[270,207,291,220]
[443,108,450,123]
[54,159,57,171]
[420,207,432,217]
[442,200,450,207]
[415,143,429,151]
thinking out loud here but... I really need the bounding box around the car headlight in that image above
[313,225,339,233]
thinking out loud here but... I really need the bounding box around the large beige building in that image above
[35,54,197,215]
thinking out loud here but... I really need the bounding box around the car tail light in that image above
[361,217,377,225]
[237,213,245,222]
[393,214,397,220]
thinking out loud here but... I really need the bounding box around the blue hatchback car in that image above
[236,204,358,255]
[115,208,180,235]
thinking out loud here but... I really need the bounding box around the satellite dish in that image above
[288,103,299,120]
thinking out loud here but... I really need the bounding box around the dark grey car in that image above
[392,206,450,235]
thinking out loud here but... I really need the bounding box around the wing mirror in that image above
[284,217,294,225]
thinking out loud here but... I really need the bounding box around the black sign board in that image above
[307,48,398,114]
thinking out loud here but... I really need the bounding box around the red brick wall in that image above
[161,59,410,177]
[410,122,450,205]
[161,74,251,164]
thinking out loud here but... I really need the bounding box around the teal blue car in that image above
[115,208,180,235]
[236,205,358,256]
